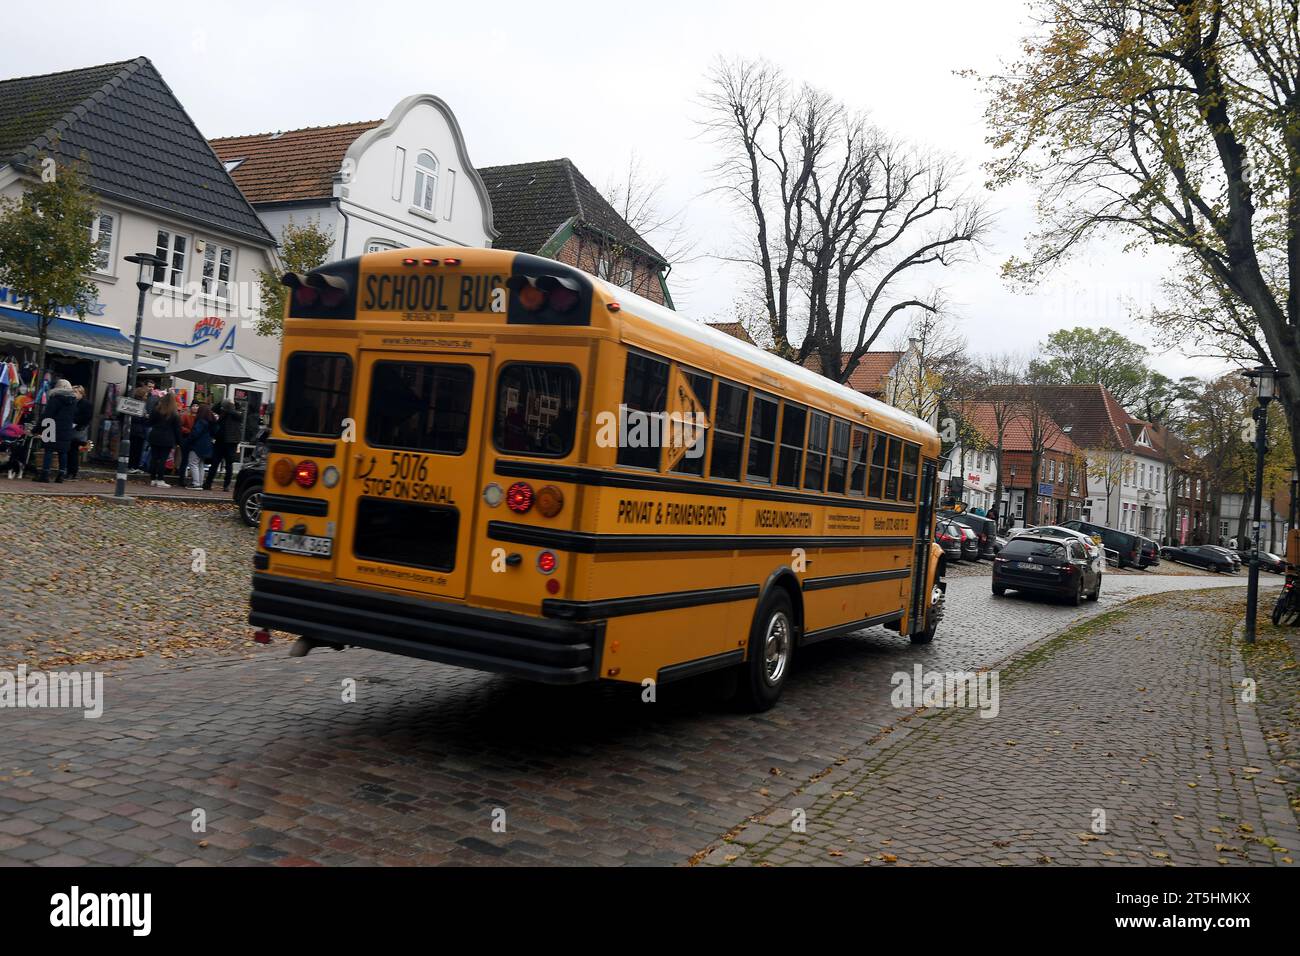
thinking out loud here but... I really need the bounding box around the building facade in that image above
[211,96,497,263]
[0,57,279,453]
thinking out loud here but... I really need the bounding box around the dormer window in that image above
[413,151,439,213]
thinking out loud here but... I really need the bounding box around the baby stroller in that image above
[1,422,34,478]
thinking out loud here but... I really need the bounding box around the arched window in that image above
[413,152,439,213]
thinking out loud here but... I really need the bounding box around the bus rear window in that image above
[280,352,352,437]
[368,361,473,454]
[494,363,580,457]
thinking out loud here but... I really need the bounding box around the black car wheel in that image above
[992,584,1006,596]
[1070,578,1084,606]
[237,483,263,528]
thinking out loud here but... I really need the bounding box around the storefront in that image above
[0,305,167,464]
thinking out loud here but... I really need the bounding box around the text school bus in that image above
[249,248,946,710]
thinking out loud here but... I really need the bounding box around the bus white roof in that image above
[593,276,939,444]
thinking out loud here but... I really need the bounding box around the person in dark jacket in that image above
[65,385,94,479]
[146,393,183,487]
[36,379,78,483]
[181,404,216,489]
[204,399,243,491]
[128,385,150,472]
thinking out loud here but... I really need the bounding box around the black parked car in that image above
[954,523,980,561]
[939,510,997,559]
[934,519,964,560]
[1062,519,1143,569]
[993,535,1102,605]
[1234,549,1287,574]
[1137,536,1160,569]
[1160,545,1236,573]
[233,460,264,528]
[1203,545,1243,571]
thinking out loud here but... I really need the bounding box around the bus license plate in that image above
[266,531,333,558]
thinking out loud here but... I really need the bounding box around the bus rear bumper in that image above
[249,572,604,685]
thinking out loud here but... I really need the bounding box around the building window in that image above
[88,212,115,273]
[153,229,187,289]
[366,240,399,253]
[413,152,439,213]
[199,241,235,300]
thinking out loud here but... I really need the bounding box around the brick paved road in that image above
[0,570,1265,866]
[709,589,1299,867]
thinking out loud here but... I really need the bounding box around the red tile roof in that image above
[705,322,755,345]
[1000,384,1166,460]
[209,120,383,204]
[960,401,1080,455]
[802,351,903,396]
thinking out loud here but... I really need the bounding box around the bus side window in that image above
[775,403,806,488]
[710,381,747,481]
[618,352,668,470]
[885,437,902,500]
[746,393,778,484]
[900,443,919,502]
[848,426,868,496]
[868,431,886,498]
[827,419,850,494]
[803,412,829,492]
[670,367,713,477]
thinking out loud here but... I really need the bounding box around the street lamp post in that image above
[1242,365,1287,644]
[1009,465,1017,529]
[111,252,165,500]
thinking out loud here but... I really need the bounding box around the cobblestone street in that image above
[706,589,1299,867]
[0,496,1290,867]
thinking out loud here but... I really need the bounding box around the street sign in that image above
[117,397,145,417]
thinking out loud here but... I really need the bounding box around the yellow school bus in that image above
[249,247,946,709]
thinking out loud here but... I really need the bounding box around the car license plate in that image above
[265,531,333,558]
[1013,561,1042,571]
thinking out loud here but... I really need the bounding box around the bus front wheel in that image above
[736,591,794,712]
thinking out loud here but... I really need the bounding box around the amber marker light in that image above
[536,485,564,517]
[272,458,295,486]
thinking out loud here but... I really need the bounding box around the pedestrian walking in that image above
[65,385,93,479]
[182,403,215,488]
[146,393,183,488]
[204,399,242,491]
[35,379,78,483]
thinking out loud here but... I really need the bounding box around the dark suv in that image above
[939,510,997,559]
[993,535,1102,605]
[1062,519,1143,569]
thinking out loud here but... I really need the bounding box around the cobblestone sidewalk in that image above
[704,590,1300,866]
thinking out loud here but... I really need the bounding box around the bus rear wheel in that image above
[735,591,794,712]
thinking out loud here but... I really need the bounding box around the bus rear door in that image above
[334,349,489,599]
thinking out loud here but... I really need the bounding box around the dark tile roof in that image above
[0,57,273,246]
[477,158,666,264]
[210,120,384,205]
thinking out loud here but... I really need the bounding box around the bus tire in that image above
[736,590,794,712]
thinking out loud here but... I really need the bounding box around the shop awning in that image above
[0,305,167,370]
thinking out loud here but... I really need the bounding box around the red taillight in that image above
[268,514,284,532]
[545,578,560,594]
[294,460,318,488]
[537,550,557,574]
[506,481,534,513]
[518,284,546,312]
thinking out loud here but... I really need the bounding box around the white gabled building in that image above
[210,95,498,262]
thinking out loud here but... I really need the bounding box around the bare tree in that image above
[700,56,991,380]
[603,151,702,293]
[976,353,1025,527]
[884,307,966,424]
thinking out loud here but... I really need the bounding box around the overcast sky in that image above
[13,0,1230,381]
